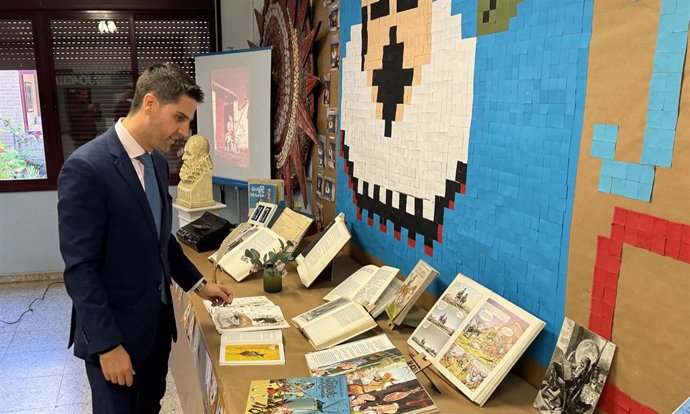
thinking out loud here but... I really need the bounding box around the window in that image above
[0,7,216,192]
[0,19,47,182]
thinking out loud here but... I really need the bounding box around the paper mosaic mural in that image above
[338,0,594,365]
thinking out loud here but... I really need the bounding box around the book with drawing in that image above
[247,201,278,227]
[244,376,350,414]
[247,179,284,210]
[408,273,545,406]
[292,297,378,350]
[219,329,285,366]
[323,264,400,311]
[533,318,616,414]
[306,334,438,414]
[212,226,287,282]
[385,260,438,325]
[370,277,403,318]
[203,296,290,333]
[296,213,351,288]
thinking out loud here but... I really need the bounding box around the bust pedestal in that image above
[173,202,226,229]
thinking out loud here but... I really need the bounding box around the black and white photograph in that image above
[322,73,331,106]
[328,2,339,31]
[316,172,323,197]
[323,176,335,201]
[327,136,336,171]
[330,34,340,70]
[318,135,326,167]
[534,318,616,414]
[327,108,338,134]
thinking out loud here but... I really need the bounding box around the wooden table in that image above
[169,246,540,413]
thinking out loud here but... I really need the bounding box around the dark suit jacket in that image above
[57,126,202,365]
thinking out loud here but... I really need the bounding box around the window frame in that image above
[0,4,218,192]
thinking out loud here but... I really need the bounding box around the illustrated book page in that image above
[246,201,278,227]
[215,226,286,282]
[244,376,350,414]
[204,296,290,333]
[219,329,285,366]
[208,222,252,263]
[306,334,438,414]
[533,318,616,414]
[385,259,438,324]
[408,273,545,406]
[370,277,403,318]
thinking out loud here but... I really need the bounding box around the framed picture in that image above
[24,81,34,112]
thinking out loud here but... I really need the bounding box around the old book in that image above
[244,376,350,414]
[323,264,400,311]
[247,201,278,227]
[408,272,545,406]
[385,259,438,325]
[203,296,290,333]
[296,213,351,288]
[213,226,287,282]
[370,277,403,318]
[247,178,284,210]
[219,330,284,366]
[292,297,377,350]
[306,334,438,414]
[269,207,313,252]
[534,318,616,414]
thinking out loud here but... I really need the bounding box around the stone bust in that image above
[176,134,214,208]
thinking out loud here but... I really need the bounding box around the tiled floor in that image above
[0,281,184,414]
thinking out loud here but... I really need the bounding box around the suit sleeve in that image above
[168,236,204,291]
[58,156,123,355]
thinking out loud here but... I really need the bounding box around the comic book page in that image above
[306,335,438,414]
[244,376,350,414]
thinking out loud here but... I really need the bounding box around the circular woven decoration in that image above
[253,0,319,207]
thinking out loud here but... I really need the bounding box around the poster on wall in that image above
[211,67,250,167]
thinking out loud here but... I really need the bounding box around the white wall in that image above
[0,191,62,275]
[221,0,263,51]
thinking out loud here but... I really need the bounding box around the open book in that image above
[210,226,286,282]
[306,334,438,414]
[292,297,377,350]
[296,213,351,287]
[247,201,278,226]
[385,259,438,325]
[407,273,545,406]
[203,296,290,333]
[244,376,350,414]
[269,207,313,252]
[323,265,399,311]
[219,330,285,366]
[209,208,312,278]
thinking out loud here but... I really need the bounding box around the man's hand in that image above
[99,345,135,387]
[198,282,233,306]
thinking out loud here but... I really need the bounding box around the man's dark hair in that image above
[130,63,204,113]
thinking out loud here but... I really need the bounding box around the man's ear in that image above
[142,93,157,112]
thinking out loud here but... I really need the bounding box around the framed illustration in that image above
[24,81,34,112]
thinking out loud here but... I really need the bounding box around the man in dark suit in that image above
[58,63,233,414]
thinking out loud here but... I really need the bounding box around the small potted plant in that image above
[243,239,294,293]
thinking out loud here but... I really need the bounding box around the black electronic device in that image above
[176,212,234,252]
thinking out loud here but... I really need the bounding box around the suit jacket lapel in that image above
[107,130,159,239]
